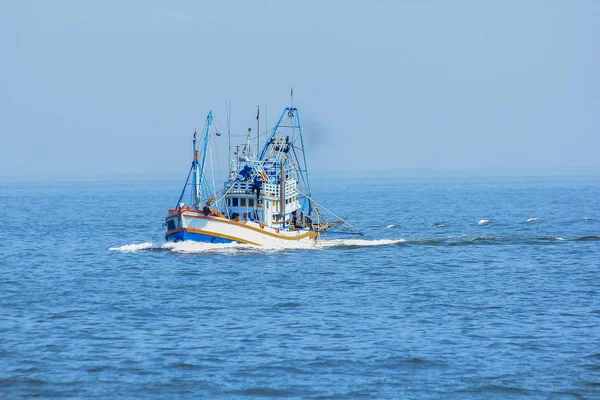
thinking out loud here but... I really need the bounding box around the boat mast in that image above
[196,110,213,208]
[192,129,199,208]
[256,105,260,157]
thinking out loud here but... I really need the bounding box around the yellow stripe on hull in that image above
[183,227,262,246]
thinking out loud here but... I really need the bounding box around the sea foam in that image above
[108,238,407,253]
[108,242,154,252]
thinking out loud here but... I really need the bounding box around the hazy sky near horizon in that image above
[1,1,599,178]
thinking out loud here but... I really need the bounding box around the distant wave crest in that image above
[478,219,492,226]
[574,235,600,242]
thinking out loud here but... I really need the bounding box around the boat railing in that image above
[229,158,297,185]
[224,179,298,198]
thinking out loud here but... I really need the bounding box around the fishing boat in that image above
[164,95,361,246]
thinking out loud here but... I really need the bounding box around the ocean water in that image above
[1,176,599,399]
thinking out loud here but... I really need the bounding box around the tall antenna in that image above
[256,105,260,157]
[290,87,294,108]
[226,101,231,168]
[246,128,252,154]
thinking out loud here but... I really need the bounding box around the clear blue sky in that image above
[1,1,599,179]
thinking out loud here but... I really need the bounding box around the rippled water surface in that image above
[1,177,599,398]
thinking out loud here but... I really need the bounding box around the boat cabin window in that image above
[167,219,176,231]
[240,198,246,207]
[226,198,231,207]
[232,198,238,207]
[248,198,254,207]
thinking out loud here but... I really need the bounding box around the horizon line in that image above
[1,165,600,182]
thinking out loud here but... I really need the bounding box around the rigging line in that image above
[289,161,308,197]
[289,145,309,195]
[264,102,268,154]
[206,121,221,193]
[230,132,264,140]
[210,118,221,133]
[215,178,241,205]
[175,162,194,209]
[296,189,362,233]
[212,129,223,204]
[209,142,216,201]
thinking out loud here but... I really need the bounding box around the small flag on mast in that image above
[193,129,196,140]
[256,106,260,120]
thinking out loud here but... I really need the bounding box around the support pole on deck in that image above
[280,157,286,229]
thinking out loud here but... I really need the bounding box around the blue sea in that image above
[1,176,599,399]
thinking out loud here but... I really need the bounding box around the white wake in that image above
[108,238,406,254]
[108,242,154,252]
[317,238,406,248]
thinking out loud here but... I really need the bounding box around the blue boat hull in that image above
[165,230,234,244]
